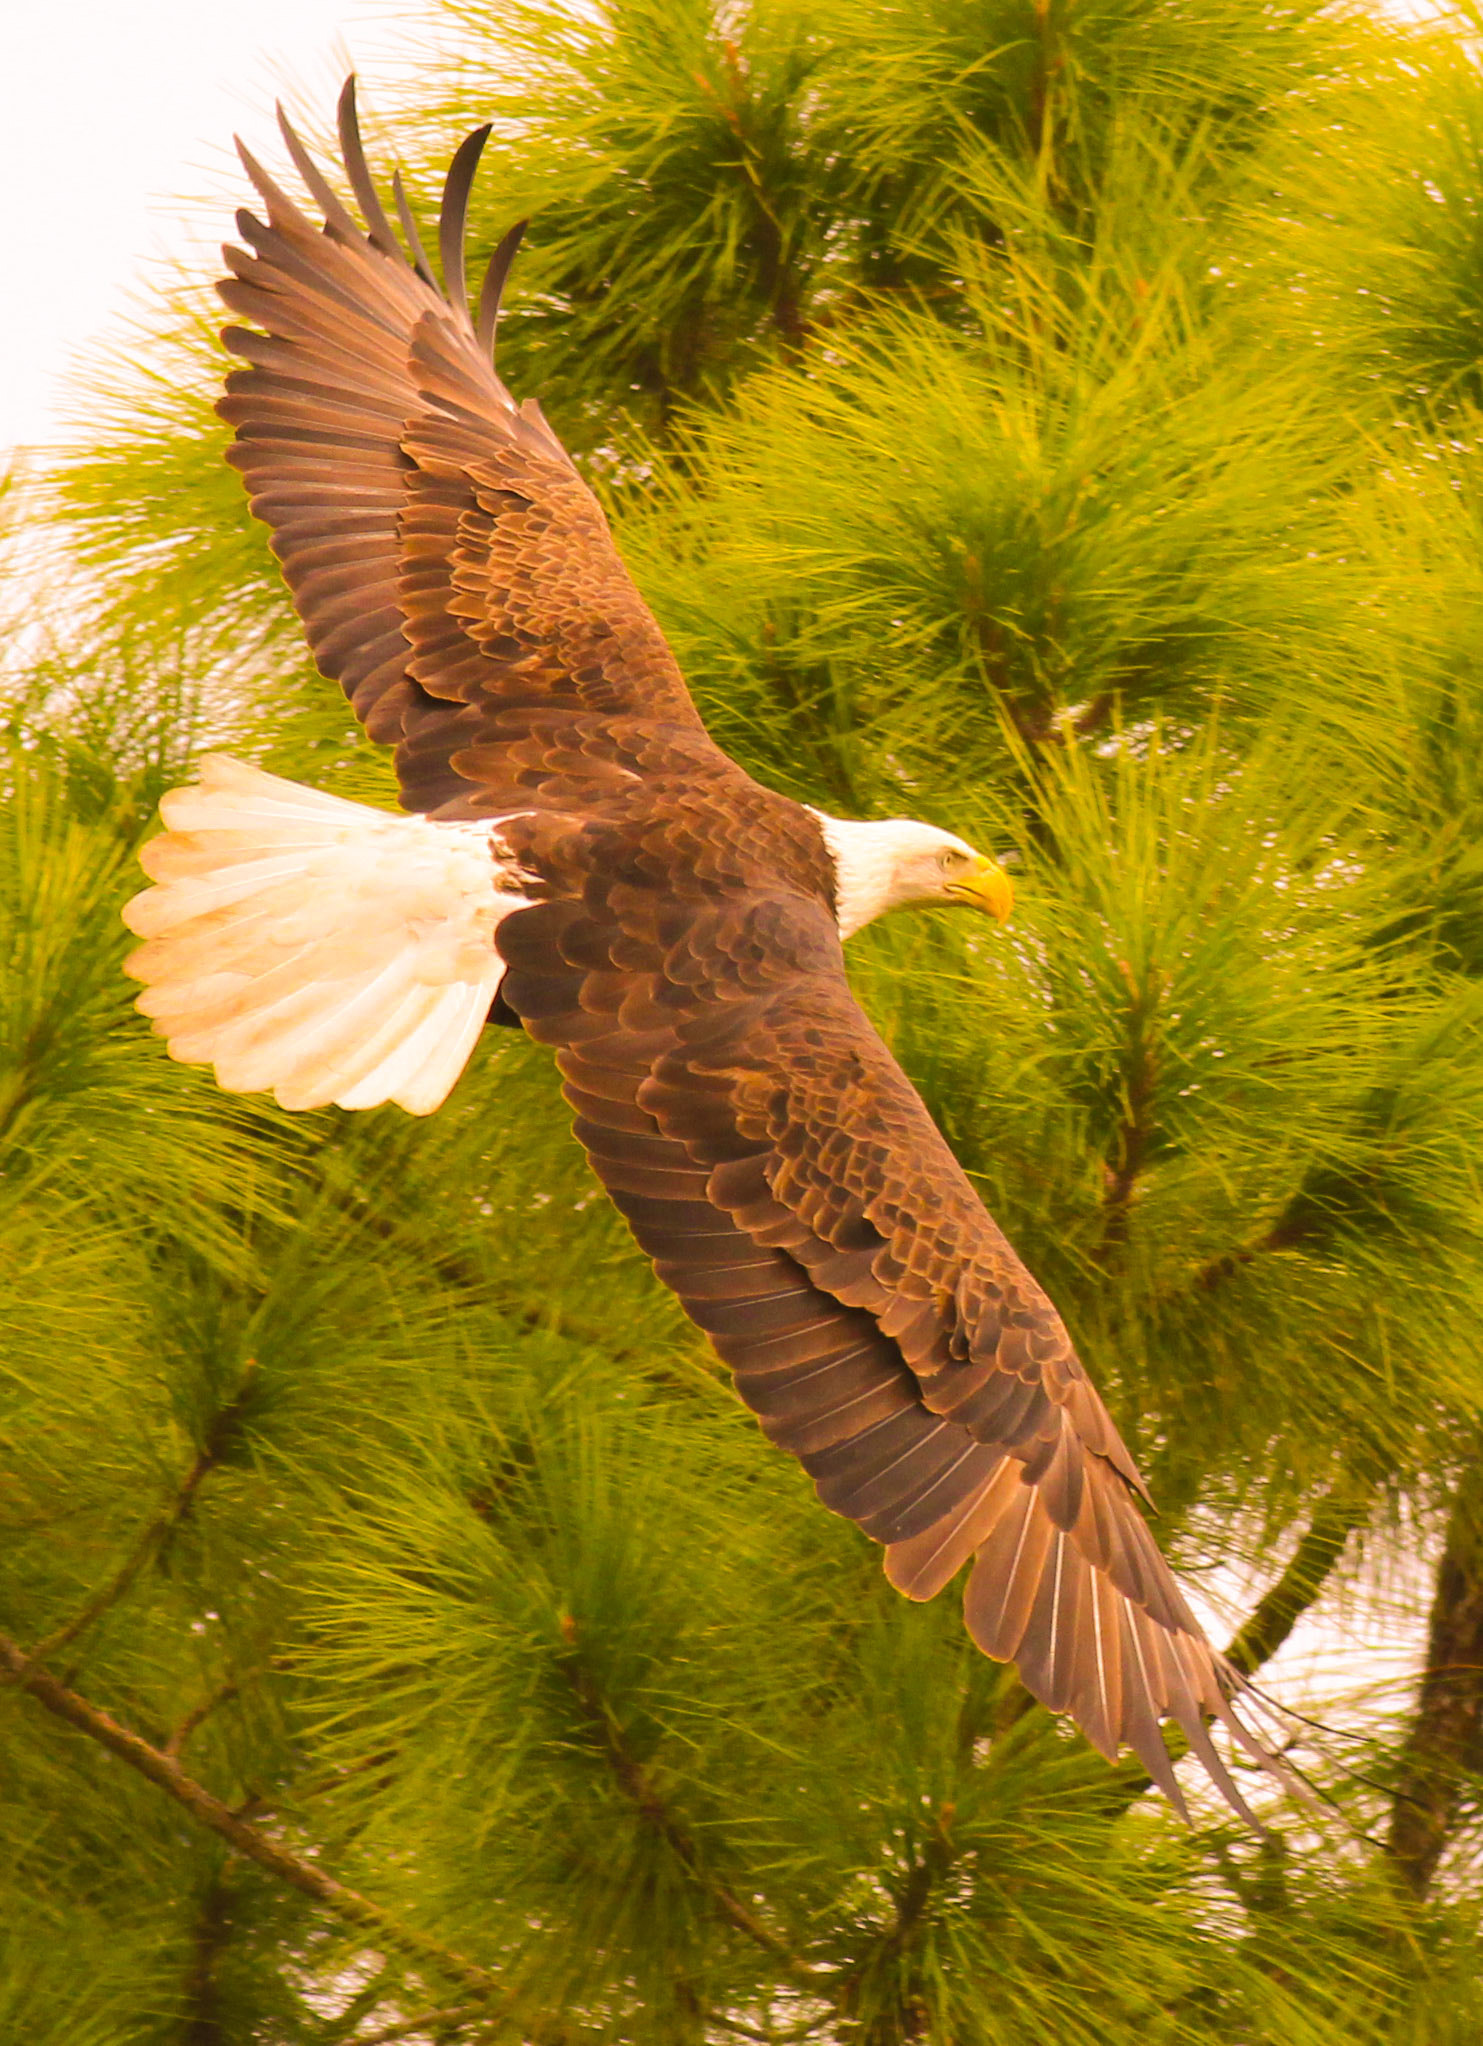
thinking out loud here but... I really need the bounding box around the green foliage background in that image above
[5,1,1483,2037]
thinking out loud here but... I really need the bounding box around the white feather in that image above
[123,755,534,1114]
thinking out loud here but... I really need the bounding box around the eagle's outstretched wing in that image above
[190,87,1283,1819]
[498,879,1271,1823]
[218,81,715,819]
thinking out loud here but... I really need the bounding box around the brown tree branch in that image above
[183,1873,233,2046]
[836,1669,1013,2041]
[1387,1452,1483,1898]
[1190,1212,1313,1295]
[868,1798,958,2010]
[0,1634,506,2003]
[33,1448,214,1664]
[166,1673,245,1761]
[1072,691,1117,741]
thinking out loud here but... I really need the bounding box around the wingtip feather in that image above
[336,72,407,263]
[439,122,493,322]
[276,100,361,244]
[475,218,527,361]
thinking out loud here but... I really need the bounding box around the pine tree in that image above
[6,1,1483,2038]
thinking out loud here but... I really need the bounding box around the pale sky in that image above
[1,0,412,460]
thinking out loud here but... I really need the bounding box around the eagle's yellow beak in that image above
[948,854,1014,924]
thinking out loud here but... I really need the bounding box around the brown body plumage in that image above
[124,80,1282,1823]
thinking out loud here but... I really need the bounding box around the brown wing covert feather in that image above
[215,81,712,818]
[496,879,1281,1823]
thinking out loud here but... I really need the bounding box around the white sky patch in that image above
[0,0,407,462]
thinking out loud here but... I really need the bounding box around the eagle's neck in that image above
[808,810,923,941]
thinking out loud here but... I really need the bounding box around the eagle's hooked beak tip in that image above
[950,855,1014,924]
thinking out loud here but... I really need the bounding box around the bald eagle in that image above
[123,82,1279,1822]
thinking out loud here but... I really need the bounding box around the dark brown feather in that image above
[336,76,405,264]
[477,221,528,360]
[217,77,713,821]
[438,123,491,320]
[392,169,440,290]
[275,106,362,245]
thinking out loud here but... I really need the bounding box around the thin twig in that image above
[556,1622,823,1994]
[345,2009,476,2045]
[1190,1213,1311,1294]
[238,1745,401,1819]
[0,1633,505,2003]
[32,1448,211,1662]
[165,1672,244,1760]
[33,1358,262,1664]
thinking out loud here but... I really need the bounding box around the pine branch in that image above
[1190,1213,1314,1294]
[183,1873,233,2046]
[32,1515,183,1667]
[0,1634,509,2006]
[1387,1451,1483,1898]
[33,1359,258,1665]
[1225,1470,1377,1677]
[1210,1832,1292,1917]
[836,1674,1008,2034]
[1099,961,1164,1255]
[877,1799,959,1958]
[166,1672,244,1760]
[316,1164,708,1379]
[556,1620,823,1996]
[344,2011,477,2046]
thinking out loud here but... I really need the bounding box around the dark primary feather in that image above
[476,221,528,361]
[438,121,492,320]
[392,168,439,290]
[338,78,404,261]
[214,81,1285,1821]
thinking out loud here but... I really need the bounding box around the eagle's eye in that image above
[937,847,968,873]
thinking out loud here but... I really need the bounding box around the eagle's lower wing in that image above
[498,889,1274,1822]
[217,83,713,818]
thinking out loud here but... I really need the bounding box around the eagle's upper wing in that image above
[217,83,713,819]
[497,882,1276,1822]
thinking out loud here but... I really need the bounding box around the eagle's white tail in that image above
[123,756,533,1115]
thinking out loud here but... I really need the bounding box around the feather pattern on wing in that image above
[217,79,712,817]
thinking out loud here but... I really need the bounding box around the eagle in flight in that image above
[123,81,1279,1822]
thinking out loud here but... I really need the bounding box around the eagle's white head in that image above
[808,811,1015,941]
